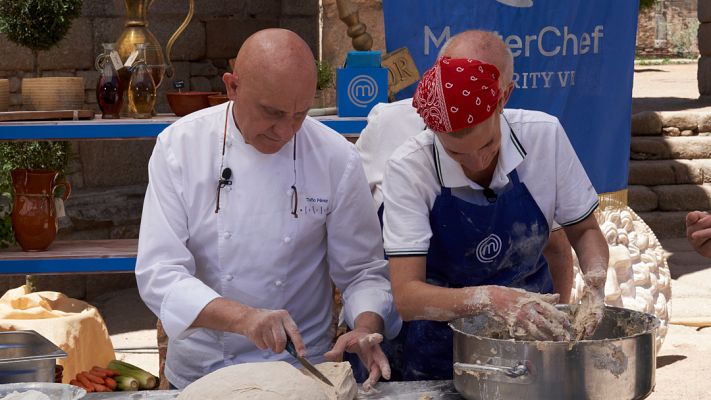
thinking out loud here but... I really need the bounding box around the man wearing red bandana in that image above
[379,30,609,380]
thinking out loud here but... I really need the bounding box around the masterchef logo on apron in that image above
[475,233,502,263]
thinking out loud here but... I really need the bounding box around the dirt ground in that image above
[632,62,711,114]
[89,62,711,397]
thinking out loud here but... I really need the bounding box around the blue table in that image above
[0,115,366,140]
[0,115,366,274]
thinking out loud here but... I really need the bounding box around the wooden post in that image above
[336,0,373,51]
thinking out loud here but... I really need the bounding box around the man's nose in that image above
[273,118,294,140]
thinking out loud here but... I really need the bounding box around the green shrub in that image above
[316,59,335,90]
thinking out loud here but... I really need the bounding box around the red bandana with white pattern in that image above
[413,56,501,133]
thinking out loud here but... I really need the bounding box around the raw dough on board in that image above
[178,361,357,400]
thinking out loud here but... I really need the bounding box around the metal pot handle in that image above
[454,362,529,378]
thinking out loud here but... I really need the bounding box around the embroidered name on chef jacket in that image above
[301,196,329,216]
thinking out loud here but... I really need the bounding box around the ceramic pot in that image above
[11,169,71,251]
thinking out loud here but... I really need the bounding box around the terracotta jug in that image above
[11,169,71,251]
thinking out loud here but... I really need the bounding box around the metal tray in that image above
[0,330,67,383]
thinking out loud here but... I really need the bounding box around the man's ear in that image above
[222,73,239,99]
[498,82,515,112]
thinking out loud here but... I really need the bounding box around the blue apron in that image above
[396,167,553,381]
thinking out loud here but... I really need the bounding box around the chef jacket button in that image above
[286,188,293,196]
[283,236,291,243]
[224,274,233,281]
[275,280,284,287]
[223,231,232,239]
[226,140,232,148]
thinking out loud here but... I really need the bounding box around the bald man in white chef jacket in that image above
[136,29,401,390]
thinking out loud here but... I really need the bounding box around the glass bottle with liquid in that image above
[128,43,157,119]
[95,43,124,119]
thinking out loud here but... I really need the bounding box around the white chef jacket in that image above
[382,109,599,256]
[356,99,426,209]
[136,102,401,388]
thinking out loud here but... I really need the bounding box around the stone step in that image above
[631,110,711,136]
[630,136,711,160]
[636,211,688,239]
[629,159,711,185]
[629,184,711,212]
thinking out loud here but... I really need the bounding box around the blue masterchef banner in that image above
[382,0,639,194]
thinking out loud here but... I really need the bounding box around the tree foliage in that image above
[640,0,657,11]
[0,0,83,75]
[0,0,82,51]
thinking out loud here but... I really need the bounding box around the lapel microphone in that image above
[483,187,497,204]
[220,168,232,186]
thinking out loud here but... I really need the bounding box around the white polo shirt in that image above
[382,108,599,257]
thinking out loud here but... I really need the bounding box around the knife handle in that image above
[285,337,298,357]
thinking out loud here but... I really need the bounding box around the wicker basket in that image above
[21,77,84,111]
[0,79,9,111]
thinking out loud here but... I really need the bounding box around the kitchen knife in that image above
[285,337,334,387]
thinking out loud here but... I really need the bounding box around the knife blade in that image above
[285,338,334,387]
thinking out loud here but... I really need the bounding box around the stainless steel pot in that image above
[449,306,659,400]
[0,330,67,383]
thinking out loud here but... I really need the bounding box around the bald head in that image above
[441,30,513,88]
[234,28,317,92]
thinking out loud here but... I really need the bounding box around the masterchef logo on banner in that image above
[383,0,639,194]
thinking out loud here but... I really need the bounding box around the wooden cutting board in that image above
[0,110,95,122]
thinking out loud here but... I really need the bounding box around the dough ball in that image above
[178,361,331,400]
[301,362,357,400]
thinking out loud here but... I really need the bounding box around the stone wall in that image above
[637,0,699,57]
[0,0,318,113]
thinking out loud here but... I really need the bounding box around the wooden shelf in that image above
[0,239,137,274]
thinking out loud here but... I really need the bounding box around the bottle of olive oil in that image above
[128,43,156,119]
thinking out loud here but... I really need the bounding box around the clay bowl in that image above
[207,94,229,106]
[166,91,220,116]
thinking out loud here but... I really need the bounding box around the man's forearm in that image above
[544,229,573,303]
[563,215,609,288]
[192,297,251,333]
[390,256,492,321]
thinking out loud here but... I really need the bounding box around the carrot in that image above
[81,371,105,385]
[104,377,117,390]
[76,373,95,392]
[92,383,111,392]
[92,366,120,377]
[89,368,107,378]
[69,379,83,388]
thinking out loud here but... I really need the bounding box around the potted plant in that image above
[0,0,85,111]
[314,59,335,109]
[0,141,72,251]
